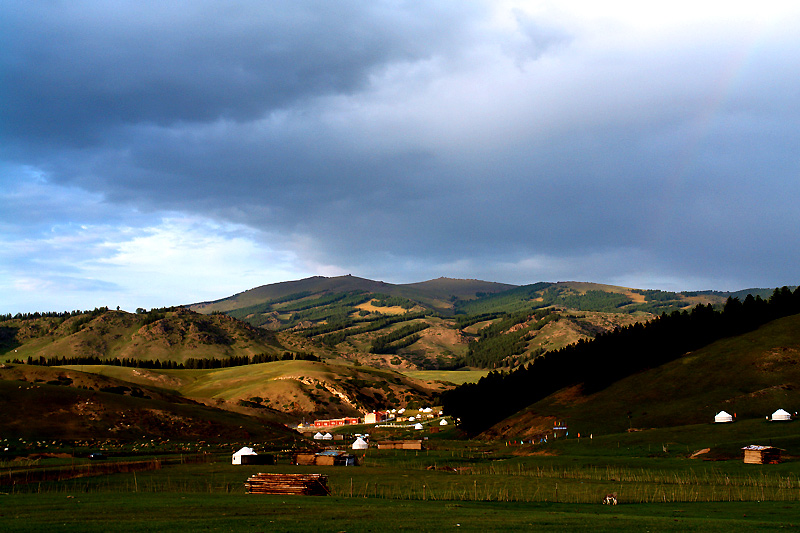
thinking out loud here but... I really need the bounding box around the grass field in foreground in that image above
[2,493,798,532]
[4,423,800,531]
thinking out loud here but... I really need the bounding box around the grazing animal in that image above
[603,492,618,505]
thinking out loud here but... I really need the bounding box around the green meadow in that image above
[3,494,799,532]
[4,421,800,531]
[402,369,490,385]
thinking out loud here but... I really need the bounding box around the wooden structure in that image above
[245,473,329,495]
[742,445,782,464]
[293,450,357,466]
[294,453,317,466]
[364,411,386,424]
[239,454,274,465]
[377,440,423,450]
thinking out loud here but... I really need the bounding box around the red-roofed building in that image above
[313,417,359,428]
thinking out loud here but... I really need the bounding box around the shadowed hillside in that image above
[483,312,800,440]
[0,364,304,444]
[443,286,800,436]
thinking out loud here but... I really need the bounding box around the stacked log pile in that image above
[245,473,329,495]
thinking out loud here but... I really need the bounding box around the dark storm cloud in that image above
[1,1,479,146]
[3,0,800,304]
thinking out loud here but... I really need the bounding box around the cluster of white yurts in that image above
[714,408,794,423]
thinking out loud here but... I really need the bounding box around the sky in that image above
[3,1,800,314]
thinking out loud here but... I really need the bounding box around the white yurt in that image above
[232,446,257,465]
[714,411,734,423]
[414,422,423,430]
[323,432,333,440]
[313,432,324,440]
[352,437,368,450]
[439,419,449,426]
[408,416,415,422]
[771,409,792,421]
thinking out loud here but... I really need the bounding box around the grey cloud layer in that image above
[2,1,477,144]
[3,1,800,290]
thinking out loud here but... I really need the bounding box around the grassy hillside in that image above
[453,281,736,316]
[3,277,787,434]
[190,275,517,316]
[59,359,444,421]
[4,279,778,375]
[0,308,285,364]
[483,312,800,440]
[184,276,680,371]
[0,364,303,444]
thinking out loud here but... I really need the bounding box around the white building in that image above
[714,411,734,423]
[232,447,257,465]
[771,409,792,421]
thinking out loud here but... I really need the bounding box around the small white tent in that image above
[323,432,333,440]
[714,411,733,423]
[352,437,368,450]
[439,419,449,426]
[313,432,324,440]
[232,447,257,465]
[414,423,423,430]
[771,409,792,421]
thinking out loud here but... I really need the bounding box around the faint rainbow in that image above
[653,25,768,230]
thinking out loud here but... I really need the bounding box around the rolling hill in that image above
[2,275,789,442]
[3,276,772,374]
[0,363,304,445]
[66,359,444,421]
[0,307,286,363]
[482,312,800,441]
[187,275,776,372]
[0,355,444,443]
[440,285,800,438]
[190,275,516,315]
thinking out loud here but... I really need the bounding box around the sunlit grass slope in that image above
[62,360,444,419]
